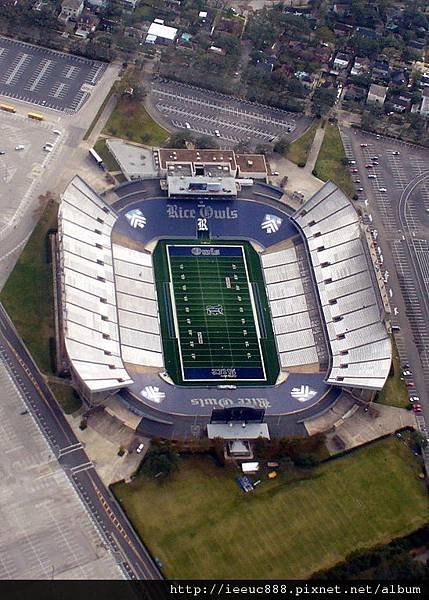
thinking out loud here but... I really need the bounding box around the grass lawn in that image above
[83,84,116,141]
[377,339,409,409]
[48,382,82,414]
[0,201,57,374]
[94,138,122,173]
[313,123,355,197]
[286,121,319,166]
[113,438,428,579]
[103,97,169,147]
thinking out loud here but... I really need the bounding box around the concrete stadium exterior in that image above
[54,170,392,439]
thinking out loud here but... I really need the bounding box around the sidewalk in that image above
[305,124,326,173]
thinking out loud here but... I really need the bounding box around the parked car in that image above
[365,164,373,168]
[360,143,368,147]
[412,403,422,413]
[379,187,387,192]
[368,174,376,179]
[15,145,24,150]
[403,370,412,376]
[136,442,145,454]
[351,168,358,173]
[392,151,400,155]
[409,396,420,403]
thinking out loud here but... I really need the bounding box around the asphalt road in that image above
[340,127,429,448]
[0,303,162,581]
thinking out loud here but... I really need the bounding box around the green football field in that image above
[153,240,279,386]
[167,244,265,382]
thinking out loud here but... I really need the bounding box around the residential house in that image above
[419,88,429,116]
[367,83,387,106]
[120,0,139,10]
[351,57,369,77]
[75,10,100,37]
[145,20,178,45]
[333,52,351,72]
[59,0,84,21]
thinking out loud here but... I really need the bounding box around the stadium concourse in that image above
[55,168,392,440]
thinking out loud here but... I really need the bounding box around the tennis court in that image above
[166,244,266,382]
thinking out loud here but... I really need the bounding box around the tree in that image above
[166,131,195,148]
[274,138,290,155]
[312,87,336,116]
[195,134,218,149]
[142,441,180,478]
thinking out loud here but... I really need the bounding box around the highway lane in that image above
[0,303,162,581]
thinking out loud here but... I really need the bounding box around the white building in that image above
[145,20,178,44]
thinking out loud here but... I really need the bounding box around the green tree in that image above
[143,441,180,478]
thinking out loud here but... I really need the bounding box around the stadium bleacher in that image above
[261,246,319,369]
[293,181,391,390]
[58,176,163,397]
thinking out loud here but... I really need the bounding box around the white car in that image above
[403,370,412,377]
[43,146,52,152]
[15,145,24,151]
[410,396,420,403]
[368,174,376,179]
[185,122,191,129]
[379,187,387,192]
[136,442,145,454]
[214,129,221,137]
[53,129,61,135]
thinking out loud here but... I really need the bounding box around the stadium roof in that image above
[293,182,391,390]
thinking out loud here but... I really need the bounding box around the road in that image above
[0,303,162,581]
[340,126,429,462]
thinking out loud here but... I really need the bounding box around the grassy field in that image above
[113,437,428,579]
[313,123,355,197]
[48,382,82,414]
[83,84,116,141]
[377,339,409,409]
[286,121,319,166]
[103,97,169,147]
[94,138,122,173]
[0,201,57,374]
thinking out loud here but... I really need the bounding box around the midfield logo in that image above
[126,208,146,229]
[261,214,282,234]
[141,385,166,404]
[291,385,317,402]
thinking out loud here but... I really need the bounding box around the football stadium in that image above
[54,148,392,440]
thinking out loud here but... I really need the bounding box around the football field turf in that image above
[153,240,279,386]
[166,244,265,382]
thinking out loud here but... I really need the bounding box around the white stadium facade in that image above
[54,159,392,439]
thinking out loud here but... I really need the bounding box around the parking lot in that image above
[0,111,65,235]
[0,359,121,579]
[0,36,106,113]
[149,78,313,148]
[341,126,429,444]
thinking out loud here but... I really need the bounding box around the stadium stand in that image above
[261,246,319,369]
[293,182,391,390]
[57,176,163,401]
[112,244,163,368]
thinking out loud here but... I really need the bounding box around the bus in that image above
[27,112,44,121]
[89,148,105,170]
[0,104,16,113]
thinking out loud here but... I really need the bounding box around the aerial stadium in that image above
[54,148,392,441]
